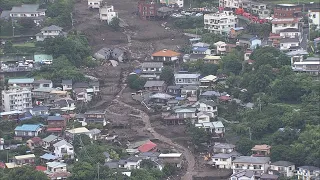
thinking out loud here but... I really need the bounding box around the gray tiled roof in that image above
[62,80,72,85]
[233,156,270,164]
[270,161,294,167]
[144,81,165,88]
[231,170,254,178]
[214,143,235,149]
[41,25,62,31]
[11,4,42,13]
[280,37,300,43]
[33,79,52,84]
[280,28,299,33]
[142,62,163,68]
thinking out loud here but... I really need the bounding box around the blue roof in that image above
[233,27,244,31]
[14,124,43,131]
[40,153,58,160]
[8,78,34,84]
[175,97,184,100]
[192,47,208,52]
[47,116,64,121]
[134,69,142,74]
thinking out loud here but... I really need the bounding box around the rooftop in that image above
[42,135,58,143]
[144,81,165,88]
[200,75,218,82]
[40,153,58,160]
[251,144,271,151]
[32,87,56,93]
[138,141,157,153]
[174,73,200,79]
[152,49,181,57]
[34,54,53,62]
[150,93,174,100]
[14,124,43,132]
[159,153,182,158]
[66,127,90,134]
[233,156,270,164]
[141,62,163,68]
[8,78,34,84]
[214,143,235,149]
[47,116,65,121]
[46,161,67,168]
[280,37,300,43]
[192,42,210,47]
[15,154,35,160]
[280,28,299,33]
[270,161,295,167]
[41,25,63,31]
[11,4,43,13]
[53,140,73,147]
[231,170,254,178]
[192,47,209,52]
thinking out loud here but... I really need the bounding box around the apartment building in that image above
[99,5,118,24]
[7,78,34,89]
[138,0,158,19]
[174,73,201,86]
[249,1,270,19]
[204,11,237,35]
[273,4,302,19]
[232,156,270,175]
[2,86,32,112]
[292,57,320,76]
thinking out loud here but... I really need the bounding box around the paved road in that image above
[301,27,309,50]
[112,98,196,180]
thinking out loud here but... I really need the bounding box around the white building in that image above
[214,41,227,55]
[308,10,320,29]
[204,11,237,35]
[160,0,184,8]
[280,28,302,42]
[271,18,299,34]
[280,37,300,51]
[212,152,241,169]
[53,140,74,159]
[174,73,200,86]
[230,170,255,180]
[292,59,320,76]
[36,25,66,41]
[88,0,102,9]
[99,5,118,24]
[232,156,270,174]
[46,162,67,174]
[250,1,270,19]
[269,161,295,177]
[193,100,218,118]
[297,166,320,180]
[2,86,32,112]
[219,0,242,9]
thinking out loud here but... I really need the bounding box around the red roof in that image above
[36,166,47,171]
[138,140,157,152]
[47,128,63,132]
[219,96,232,101]
[30,137,42,143]
[247,59,255,64]
[0,162,6,169]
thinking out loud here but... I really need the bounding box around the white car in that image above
[195,13,203,16]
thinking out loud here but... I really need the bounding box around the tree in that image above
[73,134,91,153]
[163,163,178,176]
[69,162,95,180]
[173,16,204,29]
[3,41,16,53]
[127,74,146,90]
[45,0,74,28]
[160,67,174,84]
[17,18,34,29]
[131,169,157,180]
[4,166,49,180]
[201,33,225,46]
[220,50,243,75]
[235,138,255,155]
[109,17,120,31]
[186,121,210,147]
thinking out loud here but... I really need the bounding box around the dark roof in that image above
[54,98,75,107]
[47,116,65,121]
[260,174,279,179]
[142,62,163,68]
[201,100,217,107]
[280,37,300,43]
[103,152,110,158]
[61,80,72,85]
[167,85,181,90]
[144,81,165,88]
[73,82,89,89]
[231,170,254,178]
[33,79,52,84]
[271,161,295,167]
[29,106,49,111]
[89,81,99,87]
[280,28,299,33]
[84,110,105,115]
[298,166,320,171]
[189,54,206,60]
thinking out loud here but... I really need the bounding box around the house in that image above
[8,4,46,24]
[149,93,174,105]
[219,95,232,102]
[144,81,166,92]
[219,0,242,9]
[26,106,49,117]
[183,54,206,62]
[309,10,320,29]
[84,110,107,126]
[42,135,59,149]
[105,156,143,170]
[138,152,160,161]
[214,41,227,55]
[232,156,271,175]
[192,46,211,55]
[151,49,181,62]
[238,34,261,50]
[160,0,183,8]
[195,121,225,136]
[33,79,53,89]
[174,107,197,120]
[200,91,222,100]
[0,138,4,151]
[174,73,200,86]
[158,153,182,168]
[279,28,302,41]
[192,42,210,48]
[138,140,157,153]
[213,143,236,154]
[53,140,74,159]
[48,171,72,180]
[181,86,198,98]
[89,81,100,95]
[73,88,90,102]
[204,11,237,35]
[65,127,90,139]
[141,62,163,79]
[53,98,76,112]
[32,87,56,105]
[269,161,295,177]
[250,1,270,19]
[126,139,151,154]
[85,128,101,140]
[297,166,320,180]
[157,6,174,17]
[286,49,309,66]
[45,162,71,179]
[13,154,36,165]
[61,80,72,91]
[40,153,58,162]
[273,4,302,19]
[14,124,43,137]
[99,5,118,24]
[211,151,241,169]
[251,144,271,157]
[244,49,252,61]
[47,116,66,132]
[200,75,218,88]
[88,0,102,9]
[2,86,32,112]
[8,78,34,88]
[229,27,244,38]
[230,170,255,180]
[279,37,300,51]
[194,100,218,118]
[26,137,43,150]
[271,18,300,34]
[292,58,320,76]
[196,112,211,123]
[166,85,181,97]
[36,25,66,41]
[137,0,158,19]
[94,47,112,60]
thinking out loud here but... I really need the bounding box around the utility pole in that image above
[11,19,15,37]
[248,127,252,141]
[97,163,100,180]
[70,12,74,29]
[258,96,262,112]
